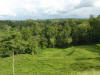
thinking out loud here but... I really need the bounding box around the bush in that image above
[96,44,100,48]
[0,48,12,58]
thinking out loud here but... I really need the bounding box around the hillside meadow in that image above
[0,45,100,75]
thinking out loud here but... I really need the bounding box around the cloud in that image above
[0,0,100,20]
[75,0,95,8]
[94,0,100,7]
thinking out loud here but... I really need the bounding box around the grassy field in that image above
[0,45,100,75]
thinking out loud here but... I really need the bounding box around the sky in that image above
[0,0,100,20]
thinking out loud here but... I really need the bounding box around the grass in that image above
[0,45,100,75]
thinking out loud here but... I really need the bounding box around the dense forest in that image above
[0,15,100,57]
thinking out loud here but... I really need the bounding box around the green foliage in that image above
[96,44,100,48]
[0,15,100,57]
[56,23,72,47]
[72,22,91,44]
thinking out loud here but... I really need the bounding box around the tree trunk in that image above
[12,51,15,75]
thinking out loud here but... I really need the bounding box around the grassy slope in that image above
[0,45,100,75]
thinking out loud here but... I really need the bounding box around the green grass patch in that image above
[0,45,100,75]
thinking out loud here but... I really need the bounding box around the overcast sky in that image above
[0,0,100,20]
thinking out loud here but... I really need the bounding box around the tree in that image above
[72,22,91,45]
[56,23,72,48]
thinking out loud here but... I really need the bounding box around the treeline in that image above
[0,15,100,57]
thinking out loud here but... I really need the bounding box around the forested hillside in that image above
[0,15,100,57]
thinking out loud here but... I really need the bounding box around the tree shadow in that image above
[76,57,100,61]
[76,45,100,54]
[67,50,76,56]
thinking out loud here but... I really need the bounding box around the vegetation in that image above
[0,15,100,57]
[0,45,100,75]
[0,15,100,74]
